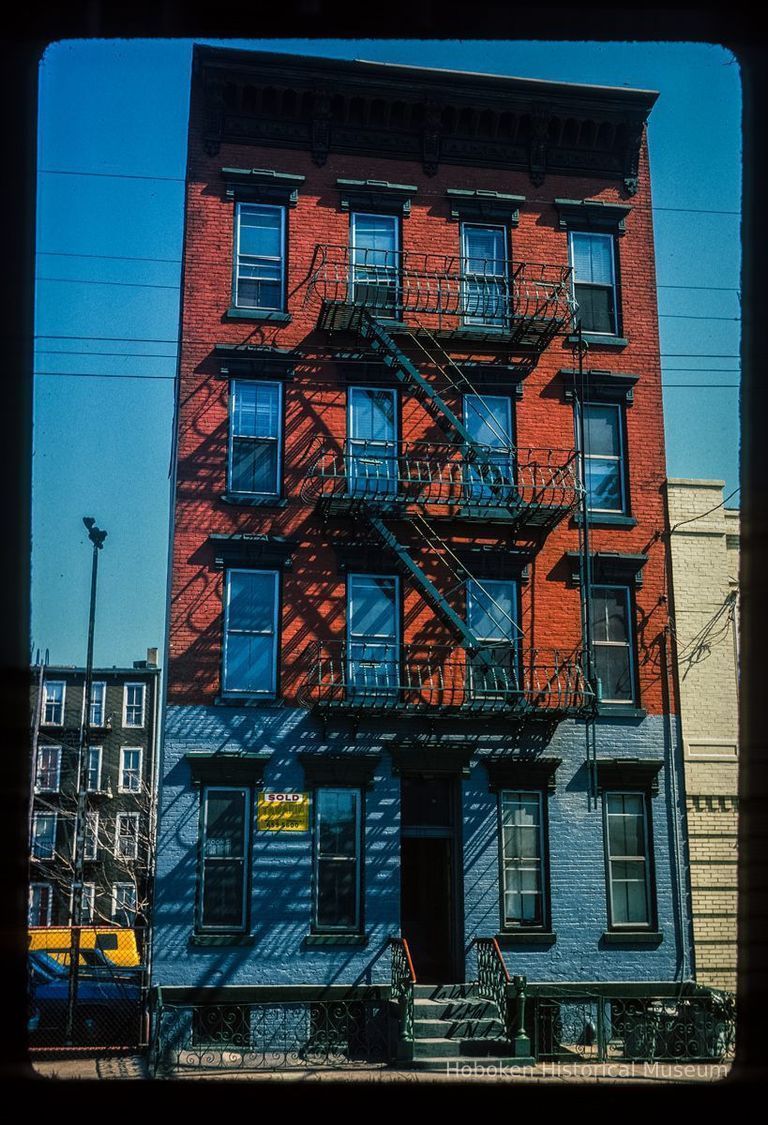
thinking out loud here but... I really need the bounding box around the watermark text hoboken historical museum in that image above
[444,1061,732,1081]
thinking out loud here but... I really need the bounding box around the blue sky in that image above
[32,39,742,668]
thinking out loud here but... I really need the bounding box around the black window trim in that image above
[496,786,552,935]
[601,786,658,934]
[195,783,252,936]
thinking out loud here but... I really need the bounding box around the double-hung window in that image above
[347,574,400,698]
[228,380,282,498]
[83,811,99,861]
[32,813,57,860]
[466,578,520,701]
[89,682,106,727]
[233,202,286,311]
[313,788,362,933]
[35,746,61,793]
[80,883,96,924]
[350,212,400,318]
[115,812,139,861]
[86,746,103,792]
[604,792,652,928]
[113,883,138,927]
[500,791,546,927]
[461,223,508,327]
[198,786,250,932]
[123,683,145,728]
[568,231,618,336]
[580,401,627,514]
[29,883,53,926]
[463,394,515,504]
[222,569,279,697]
[42,681,65,726]
[347,386,398,498]
[119,748,142,794]
[591,585,635,704]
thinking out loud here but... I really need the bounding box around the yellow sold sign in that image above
[257,791,310,832]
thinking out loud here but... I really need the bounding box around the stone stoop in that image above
[399,983,532,1073]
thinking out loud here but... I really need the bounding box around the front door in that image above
[400,776,462,982]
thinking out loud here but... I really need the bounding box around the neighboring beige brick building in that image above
[667,479,739,992]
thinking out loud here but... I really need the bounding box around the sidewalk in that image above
[32,1057,733,1083]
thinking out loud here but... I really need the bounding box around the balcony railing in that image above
[299,642,595,717]
[307,245,575,346]
[301,439,581,526]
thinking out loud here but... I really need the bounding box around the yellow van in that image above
[28,927,141,968]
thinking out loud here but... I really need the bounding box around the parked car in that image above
[28,948,142,1045]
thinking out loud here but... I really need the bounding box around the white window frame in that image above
[222,568,280,697]
[499,790,546,928]
[313,787,363,933]
[199,785,251,933]
[83,810,99,861]
[35,745,62,793]
[460,222,509,327]
[603,791,653,929]
[346,572,400,696]
[119,747,143,794]
[41,681,66,726]
[71,883,97,924]
[32,812,57,860]
[86,745,103,793]
[592,584,636,704]
[115,812,140,861]
[579,400,627,515]
[347,385,399,498]
[29,883,54,926]
[233,201,286,311]
[123,682,146,728]
[89,681,107,727]
[568,230,618,337]
[227,379,283,498]
[350,211,401,318]
[112,882,138,925]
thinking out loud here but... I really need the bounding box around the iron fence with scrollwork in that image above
[390,938,416,1044]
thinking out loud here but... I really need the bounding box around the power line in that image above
[37,276,180,291]
[670,487,741,531]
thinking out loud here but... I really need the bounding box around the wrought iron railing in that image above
[301,439,581,526]
[299,642,595,717]
[151,990,391,1075]
[307,244,575,345]
[474,938,510,1026]
[390,938,416,1043]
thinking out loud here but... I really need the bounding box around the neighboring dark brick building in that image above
[151,47,697,1065]
[29,652,160,937]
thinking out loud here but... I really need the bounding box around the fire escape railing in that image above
[306,244,575,349]
[298,641,595,718]
[301,439,581,527]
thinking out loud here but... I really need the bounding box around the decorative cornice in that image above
[485,756,563,793]
[560,367,639,405]
[554,198,632,233]
[209,534,300,571]
[566,550,648,588]
[214,344,296,380]
[390,744,474,777]
[336,178,417,217]
[446,188,525,225]
[453,546,531,582]
[594,757,664,796]
[186,750,271,785]
[222,166,305,206]
[299,752,380,788]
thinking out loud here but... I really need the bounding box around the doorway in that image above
[400,775,463,982]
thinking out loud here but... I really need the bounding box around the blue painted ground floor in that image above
[151,706,693,991]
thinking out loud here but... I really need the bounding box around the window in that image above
[500,791,546,927]
[579,402,627,514]
[81,883,96,924]
[119,748,142,794]
[314,788,362,932]
[604,792,652,927]
[347,574,400,698]
[347,386,398,497]
[591,585,635,704]
[32,813,57,860]
[123,683,145,728]
[86,746,103,792]
[42,681,65,725]
[228,380,282,497]
[83,811,99,861]
[89,682,106,727]
[222,569,279,696]
[113,883,138,926]
[350,212,400,317]
[461,223,508,327]
[233,202,286,311]
[35,745,62,792]
[463,394,515,503]
[568,231,618,335]
[466,579,519,700]
[115,812,139,861]
[29,883,53,926]
[198,786,250,932]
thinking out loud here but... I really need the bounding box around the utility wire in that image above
[670,487,740,532]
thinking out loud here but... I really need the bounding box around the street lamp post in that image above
[65,517,107,1044]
